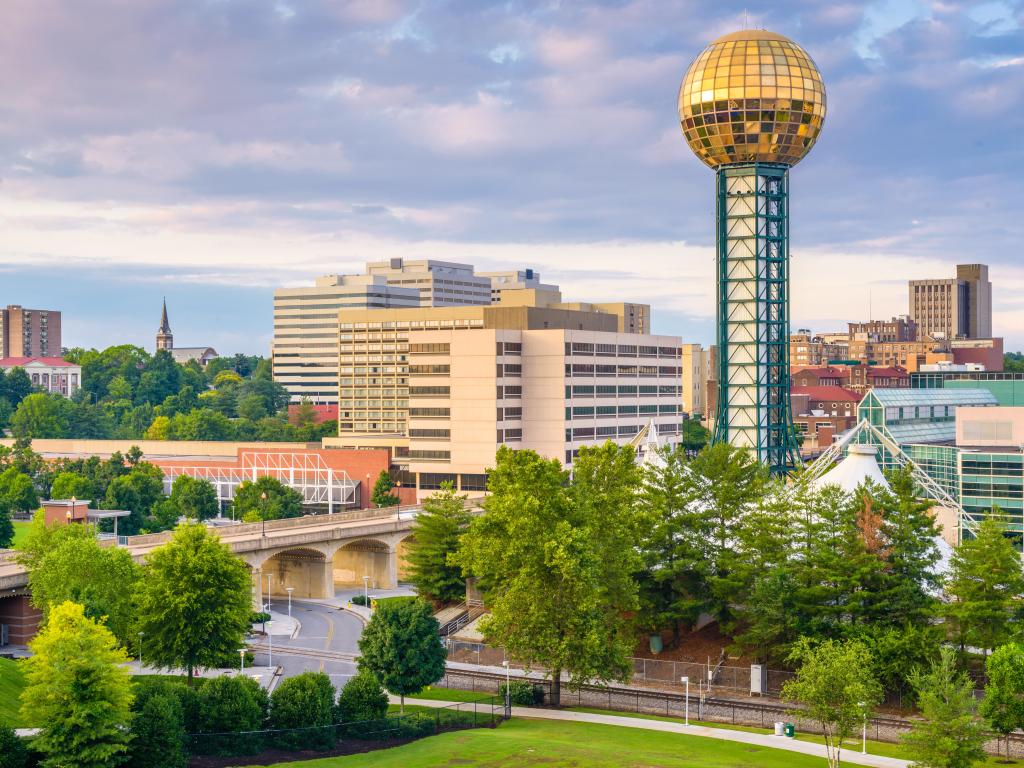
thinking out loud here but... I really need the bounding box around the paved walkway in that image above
[398,696,911,768]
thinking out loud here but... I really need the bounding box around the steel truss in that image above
[161,452,358,513]
[713,163,797,475]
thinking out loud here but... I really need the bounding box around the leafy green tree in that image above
[270,671,336,750]
[169,475,219,521]
[28,534,141,646]
[168,408,235,440]
[292,398,317,428]
[903,646,987,768]
[232,475,303,521]
[0,724,29,768]
[980,643,1024,759]
[406,482,470,602]
[637,446,709,645]
[135,350,182,406]
[10,393,65,439]
[20,601,134,768]
[680,419,710,454]
[125,682,187,768]
[4,368,33,407]
[371,469,398,507]
[782,638,882,768]
[145,414,172,440]
[851,622,941,698]
[16,509,94,572]
[136,523,252,682]
[336,670,389,724]
[456,445,639,705]
[0,397,15,432]
[49,471,93,501]
[104,464,165,535]
[0,506,13,549]
[0,467,39,513]
[236,393,267,421]
[358,598,446,713]
[946,516,1024,655]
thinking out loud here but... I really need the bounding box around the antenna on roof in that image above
[743,8,748,29]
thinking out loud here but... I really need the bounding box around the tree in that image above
[104,464,165,535]
[28,534,141,647]
[782,638,882,768]
[980,643,1024,759]
[145,415,171,440]
[4,367,33,407]
[406,482,471,602]
[945,516,1024,655]
[232,476,303,521]
[169,475,219,521]
[270,671,336,750]
[237,393,267,421]
[358,598,446,713]
[125,682,187,768]
[49,471,93,501]
[903,646,987,768]
[336,670,389,724]
[0,467,39,513]
[456,445,639,706]
[291,398,317,428]
[680,419,710,454]
[0,724,29,768]
[16,508,95,572]
[0,506,12,549]
[196,675,269,754]
[371,469,398,507]
[20,601,134,768]
[10,393,65,438]
[136,523,252,682]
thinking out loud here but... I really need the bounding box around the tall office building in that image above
[0,305,61,358]
[325,302,682,497]
[678,29,827,474]
[909,264,992,341]
[365,258,493,305]
[478,268,560,303]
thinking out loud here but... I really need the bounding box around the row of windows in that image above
[408,449,451,461]
[410,428,451,440]
[340,320,485,330]
[497,428,523,443]
[567,404,678,419]
[410,386,450,397]
[567,384,681,397]
[565,343,679,358]
[409,364,450,376]
[566,364,681,377]
[409,407,450,418]
[409,343,450,354]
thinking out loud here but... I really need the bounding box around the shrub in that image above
[125,685,187,768]
[337,670,389,731]
[250,611,271,624]
[0,725,28,768]
[270,672,336,751]
[195,675,269,756]
[350,594,370,607]
[395,712,435,740]
[498,680,544,706]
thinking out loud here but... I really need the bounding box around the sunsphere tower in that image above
[678,29,826,474]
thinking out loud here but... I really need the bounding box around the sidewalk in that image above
[396,696,910,768]
[124,661,280,690]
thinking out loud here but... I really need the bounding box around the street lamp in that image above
[363,575,369,607]
[286,586,294,619]
[138,631,144,673]
[859,701,867,754]
[502,660,511,717]
[260,491,268,537]
[365,474,370,508]
[266,573,273,614]
[238,648,246,673]
[681,676,690,726]
[266,620,273,668]
[395,481,401,514]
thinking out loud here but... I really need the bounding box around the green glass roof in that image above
[868,388,998,407]
[889,423,957,445]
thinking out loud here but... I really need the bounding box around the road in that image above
[251,599,364,689]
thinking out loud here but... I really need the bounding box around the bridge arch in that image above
[257,547,332,601]
[333,538,396,590]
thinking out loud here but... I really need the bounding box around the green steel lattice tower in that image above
[679,30,827,475]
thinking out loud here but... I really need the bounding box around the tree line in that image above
[0,346,335,442]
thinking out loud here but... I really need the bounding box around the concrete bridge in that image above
[0,502,479,637]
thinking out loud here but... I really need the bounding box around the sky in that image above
[2,0,1023,355]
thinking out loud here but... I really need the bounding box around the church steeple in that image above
[156,298,174,351]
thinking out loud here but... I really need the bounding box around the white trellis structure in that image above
[160,452,358,513]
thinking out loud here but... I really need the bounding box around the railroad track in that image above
[248,644,358,663]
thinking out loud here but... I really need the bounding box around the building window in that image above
[409,386,450,397]
[410,428,450,439]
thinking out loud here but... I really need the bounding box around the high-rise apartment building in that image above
[680,343,711,417]
[909,263,992,341]
[325,303,682,497]
[0,305,61,358]
[848,315,916,343]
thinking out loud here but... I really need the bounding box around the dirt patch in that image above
[634,623,755,666]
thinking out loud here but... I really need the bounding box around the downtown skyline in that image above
[2,1,1022,354]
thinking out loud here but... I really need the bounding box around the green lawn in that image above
[0,657,27,727]
[10,520,30,549]
[408,686,499,704]
[246,717,850,767]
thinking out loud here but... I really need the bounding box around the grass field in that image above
[10,520,30,549]
[0,657,27,727]
[408,686,499,704]
[246,717,848,767]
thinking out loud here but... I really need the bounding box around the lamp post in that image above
[365,473,370,508]
[859,702,867,754]
[239,648,246,673]
[502,660,511,719]
[395,480,401,514]
[286,586,294,619]
[138,631,144,673]
[681,676,690,726]
[260,491,268,537]
[363,575,369,607]
[266,620,273,669]
[266,573,273,615]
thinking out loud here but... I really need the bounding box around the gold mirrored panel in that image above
[678,30,826,169]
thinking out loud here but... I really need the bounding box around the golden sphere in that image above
[678,30,826,169]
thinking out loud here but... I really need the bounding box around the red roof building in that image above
[0,357,81,397]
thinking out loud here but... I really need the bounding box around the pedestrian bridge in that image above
[0,502,480,609]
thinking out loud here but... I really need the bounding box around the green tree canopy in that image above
[135,523,252,682]
[371,469,398,507]
[10,393,66,439]
[169,474,219,521]
[20,601,134,768]
[336,670,389,724]
[0,467,39,513]
[125,681,187,768]
[980,643,1024,759]
[48,471,93,502]
[406,482,471,603]
[357,598,446,712]
[270,671,336,750]
[232,475,303,521]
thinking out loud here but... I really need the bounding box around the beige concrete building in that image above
[909,263,992,341]
[477,268,559,303]
[0,305,61,358]
[365,258,493,306]
[680,343,711,417]
[325,302,682,497]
